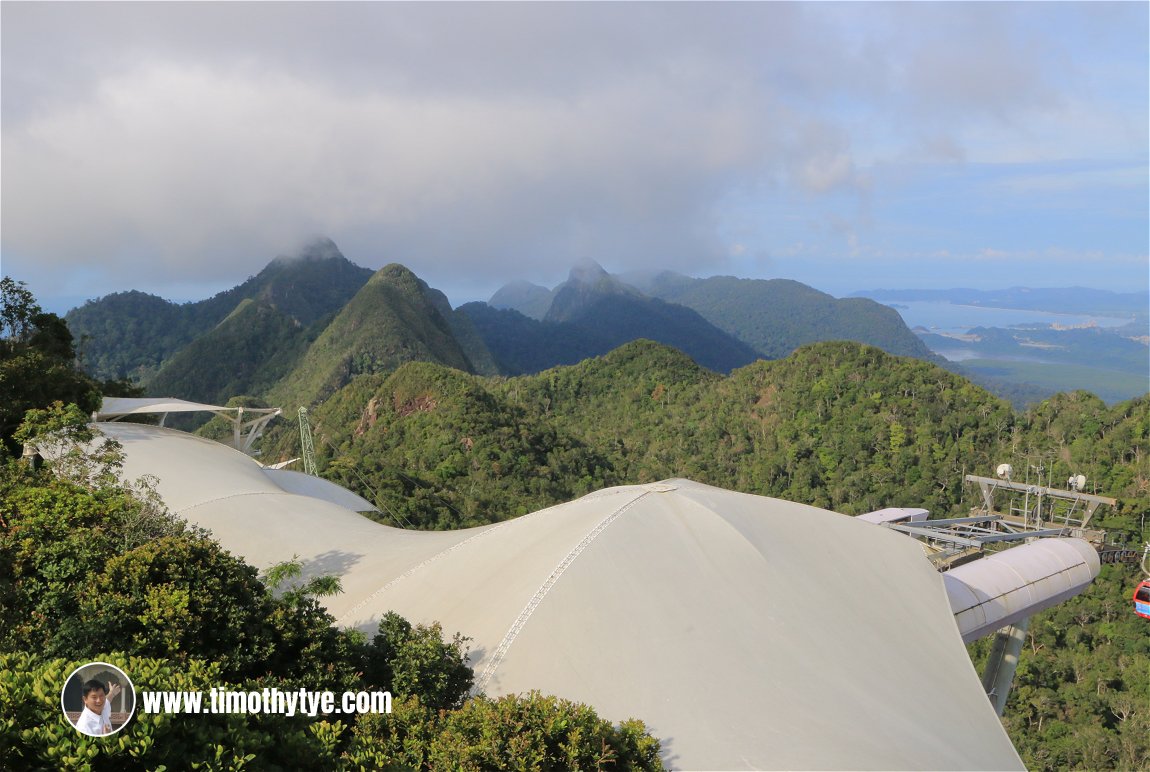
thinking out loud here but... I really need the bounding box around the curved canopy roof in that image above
[95,397,281,454]
[96,421,1022,771]
[261,468,377,513]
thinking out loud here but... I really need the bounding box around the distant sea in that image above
[876,300,1134,337]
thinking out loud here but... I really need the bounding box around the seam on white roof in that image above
[333,489,615,627]
[473,488,650,694]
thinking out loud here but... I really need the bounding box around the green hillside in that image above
[67,290,196,384]
[638,272,939,360]
[278,338,1147,535]
[462,295,761,375]
[502,340,1007,513]
[64,238,373,384]
[266,264,476,409]
[454,303,610,375]
[424,287,501,376]
[297,363,616,529]
[145,299,313,406]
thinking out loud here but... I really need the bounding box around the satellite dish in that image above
[996,463,1013,480]
[1068,474,1086,491]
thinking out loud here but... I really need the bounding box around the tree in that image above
[0,277,40,344]
[341,691,663,771]
[0,278,103,455]
[364,612,473,712]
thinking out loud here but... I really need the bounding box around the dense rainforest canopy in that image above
[285,340,1145,539]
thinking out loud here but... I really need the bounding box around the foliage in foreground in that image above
[4,652,661,772]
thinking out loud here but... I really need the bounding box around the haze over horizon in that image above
[2,3,1147,314]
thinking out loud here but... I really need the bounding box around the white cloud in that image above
[3,51,787,286]
[1,2,1146,301]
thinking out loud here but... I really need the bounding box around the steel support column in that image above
[981,618,1029,716]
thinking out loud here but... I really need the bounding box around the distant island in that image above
[853,286,1149,405]
[853,286,1147,318]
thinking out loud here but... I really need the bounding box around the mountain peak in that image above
[489,280,554,320]
[268,262,475,406]
[273,236,344,265]
[370,263,426,293]
[237,238,373,327]
[545,262,643,323]
[567,258,609,285]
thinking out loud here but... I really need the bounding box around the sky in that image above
[2,2,1147,314]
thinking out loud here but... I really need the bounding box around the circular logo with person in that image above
[61,662,136,737]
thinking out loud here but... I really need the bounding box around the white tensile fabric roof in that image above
[94,397,283,455]
[95,397,275,418]
[96,397,219,416]
[96,421,1022,771]
[261,468,378,513]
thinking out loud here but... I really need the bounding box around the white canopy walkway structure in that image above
[94,397,282,455]
[86,418,1046,770]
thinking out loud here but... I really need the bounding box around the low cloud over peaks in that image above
[2,2,1145,303]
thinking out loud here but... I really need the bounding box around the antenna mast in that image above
[298,406,318,476]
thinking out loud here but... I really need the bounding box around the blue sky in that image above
[727,157,1148,294]
[2,2,1146,312]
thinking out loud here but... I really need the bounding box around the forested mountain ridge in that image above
[464,260,762,374]
[562,293,762,373]
[298,362,617,528]
[66,290,195,384]
[278,338,1147,539]
[485,265,937,369]
[488,279,554,320]
[425,286,501,377]
[64,237,373,384]
[59,240,1138,424]
[501,339,1005,513]
[456,303,615,375]
[460,293,762,375]
[205,236,376,328]
[542,260,644,322]
[634,271,938,360]
[264,263,482,409]
[66,240,945,400]
[145,298,314,406]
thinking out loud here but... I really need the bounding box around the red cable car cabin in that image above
[1135,581,1150,620]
